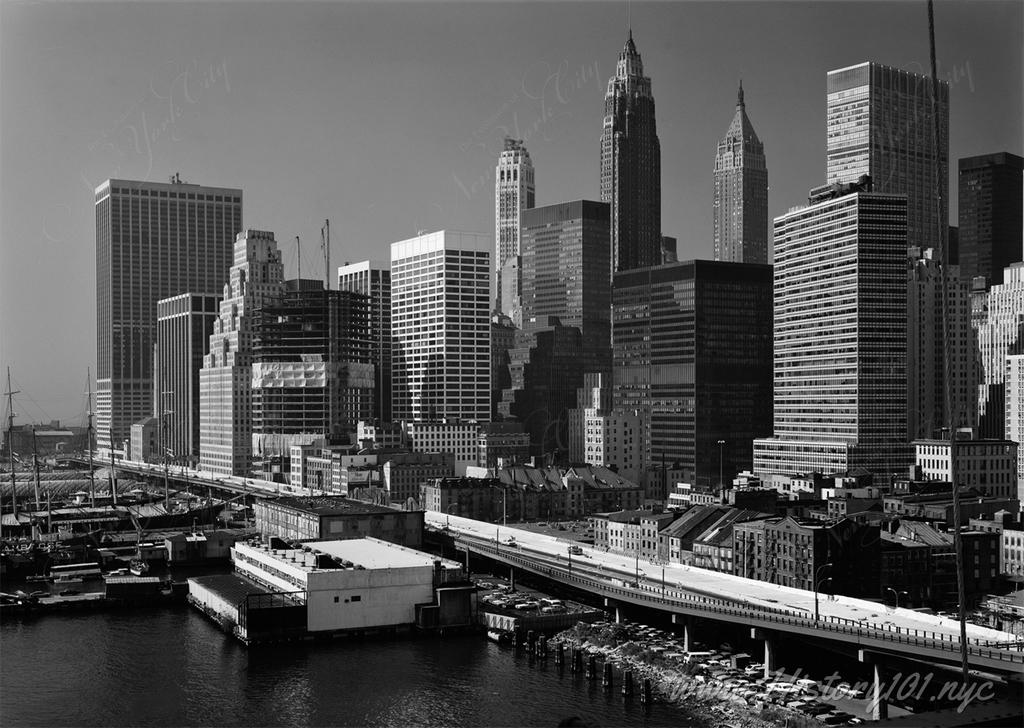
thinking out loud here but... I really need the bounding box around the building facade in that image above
[520,199,612,364]
[391,231,491,422]
[338,260,392,423]
[973,263,1024,439]
[600,31,661,273]
[754,185,909,477]
[713,83,768,265]
[199,230,284,475]
[95,178,241,451]
[253,496,423,548]
[494,138,536,324]
[958,152,1024,289]
[732,516,881,598]
[826,62,948,257]
[1007,354,1024,481]
[250,285,374,472]
[907,247,977,440]
[155,293,220,465]
[914,437,1019,500]
[613,260,773,487]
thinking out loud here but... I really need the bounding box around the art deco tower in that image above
[714,83,768,264]
[600,31,661,272]
[494,138,535,326]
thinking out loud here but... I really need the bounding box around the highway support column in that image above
[750,628,776,679]
[604,597,623,623]
[859,649,889,721]
[672,614,692,652]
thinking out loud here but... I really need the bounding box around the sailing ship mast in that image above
[86,369,96,508]
[5,368,18,536]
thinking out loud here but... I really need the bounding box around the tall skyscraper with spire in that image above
[494,138,535,326]
[600,30,661,272]
[713,83,768,264]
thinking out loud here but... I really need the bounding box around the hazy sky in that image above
[1,0,1021,424]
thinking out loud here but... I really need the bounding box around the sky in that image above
[1,0,1021,425]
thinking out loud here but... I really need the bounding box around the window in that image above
[351,595,361,602]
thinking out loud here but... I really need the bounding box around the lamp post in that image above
[813,562,833,621]
[717,440,725,490]
[885,587,909,609]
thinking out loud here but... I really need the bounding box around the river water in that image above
[0,606,690,727]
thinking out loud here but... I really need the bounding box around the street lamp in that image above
[885,587,909,609]
[813,562,833,621]
[717,440,726,490]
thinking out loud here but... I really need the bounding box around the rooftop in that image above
[267,496,400,517]
[304,537,460,571]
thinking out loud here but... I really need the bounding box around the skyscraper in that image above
[520,200,612,366]
[753,182,909,478]
[155,293,220,466]
[713,83,768,264]
[958,152,1024,289]
[826,62,948,255]
[250,283,374,473]
[613,260,773,488]
[494,138,535,324]
[906,248,976,440]
[338,260,392,423]
[199,230,284,475]
[499,200,612,459]
[973,263,1024,439]
[600,31,661,272]
[95,178,241,452]
[391,231,490,422]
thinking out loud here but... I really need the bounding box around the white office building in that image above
[391,231,491,423]
[753,183,909,477]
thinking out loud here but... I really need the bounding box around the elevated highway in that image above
[428,512,1024,676]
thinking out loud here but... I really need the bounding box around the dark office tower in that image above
[958,153,1024,289]
[827,62,948,256]
[95,178,241,453]
[155,293,220,466]
[714,82,768,264]
[491,313,516,421]
[500,322,585,462]
[600,31,661,273]
[338,261,392,423]
[907,248,976,439]
[250,283,374,474]
[520,200,611,370]
[612,261,773,487]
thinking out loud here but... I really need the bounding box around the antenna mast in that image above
[322,219,331,291]
[296,235,301,282]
